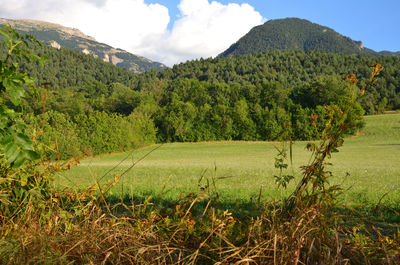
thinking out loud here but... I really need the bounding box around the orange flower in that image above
[343,74,357,84]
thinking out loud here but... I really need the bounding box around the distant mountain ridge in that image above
[0,18,166,73]
[220,18,399,57]
[379,51,400,56]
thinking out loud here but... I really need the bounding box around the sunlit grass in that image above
[60,113,400,206]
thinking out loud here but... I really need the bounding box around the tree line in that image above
[1,42,398,158]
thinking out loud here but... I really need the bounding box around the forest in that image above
[1,42,398,159]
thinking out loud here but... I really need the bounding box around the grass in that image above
[60,113,400,207]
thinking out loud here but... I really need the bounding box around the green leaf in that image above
[8,86,25,106]
[0,28,12,43]
[15,120,26,131]
[6,146,20,166]
[14,133,33,150]
[13,155,25,168]
[23,150,40,161]
[23,75,35,86]
[1,136,13,146]
[4,142,18,155]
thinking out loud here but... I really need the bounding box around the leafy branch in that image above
[0,26,41,167]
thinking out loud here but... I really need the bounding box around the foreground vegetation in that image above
[1,26,399,264]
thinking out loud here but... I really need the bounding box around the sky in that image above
[0,0,399,66]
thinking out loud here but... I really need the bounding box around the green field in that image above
[60,113,400,206]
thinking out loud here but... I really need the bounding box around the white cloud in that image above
[0,0,170,53]
[162,0,265,65]
[0,0,265,66]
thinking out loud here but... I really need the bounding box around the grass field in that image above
[60,113,400,207]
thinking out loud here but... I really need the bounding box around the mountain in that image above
[0,18,166,73]
[379,51,400,56]
[220,18,398,57]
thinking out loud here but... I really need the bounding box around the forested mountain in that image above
[0,18,166,73]
[220,18,399,58]
[0,40,138,90]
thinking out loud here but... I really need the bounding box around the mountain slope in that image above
[0,18,166,73]
[220,18,390,57]
[379,51,400,56]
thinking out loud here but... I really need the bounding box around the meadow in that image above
[61,113,400,207]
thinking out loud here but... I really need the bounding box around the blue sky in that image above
[1,0,399,65]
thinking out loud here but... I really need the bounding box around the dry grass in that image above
[1,187,399,265]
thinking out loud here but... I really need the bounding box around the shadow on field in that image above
[103,192,400,231]
[105,192,266,219]
[337,203,400,236]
